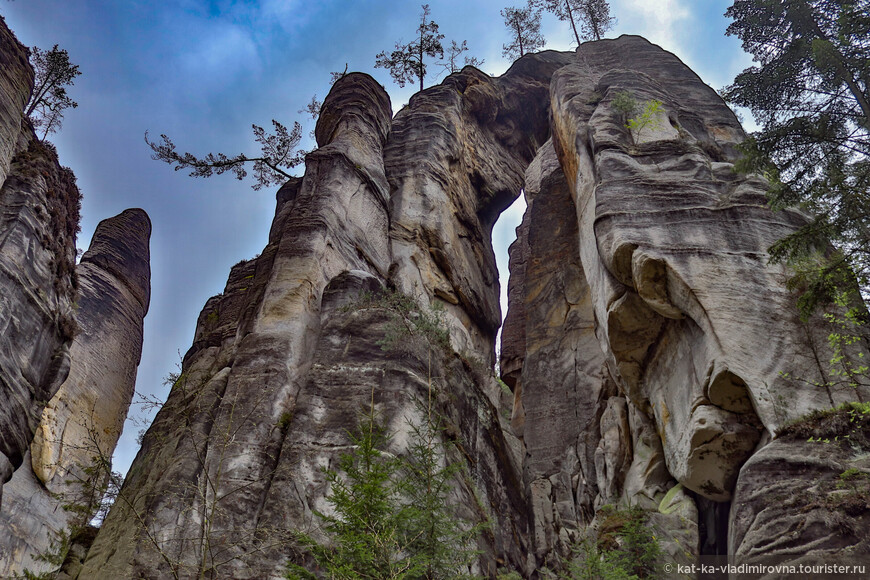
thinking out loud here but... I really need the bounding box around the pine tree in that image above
[287,291,487,579]
[531,0,614,45]
[723,0,870,315]
[501,4,546,60]
[145,120,305,191]
[287,400,484,579]
[375,4,445,92]
[397,397,486,579]
[375,4,483,91]
[25,44,81,139]
[288,406,409,580]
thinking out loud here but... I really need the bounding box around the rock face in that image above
[81,35,870,579]
[729,406,870,565]
[0,16,80,506]
[0,209,151,577]
[0,18,152,576]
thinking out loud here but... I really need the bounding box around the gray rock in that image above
[0,136,80,506]
[0,16,33,185]
[730,411,870,568]
[77,35,870,578]
[0,209,151,577]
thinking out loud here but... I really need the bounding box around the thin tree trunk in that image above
[564,0,581,46]
[514,18,525,56]
[419,18,425,92]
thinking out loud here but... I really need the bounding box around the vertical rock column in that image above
[501,140,617,563]
[385,56,571,364]
[545,36,870,505]
[0,137,80,505]
[80,73,395,579]
[0,208,151,577]
[0,16,79,505]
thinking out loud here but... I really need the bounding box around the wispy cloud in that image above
[620,0,691,55]
[178,23,260,77]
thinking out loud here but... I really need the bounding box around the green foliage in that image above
[25,44,81,139]
[558,506,662,580]
[824,293,869,388]
[838,467,866,485]
[723,0,870,314]
[350,289,451,354]
[781,401,870,447]
[530,0,615,45]
[397,399,487,579]
[18,529,70,579]
[146,119,305,191]
[625,99,663,146]
[288,409,409,580]
[374,4,445,92]
[287,399,484,579]
[611,92,663,146]
[277,410,294,430]
[779,287,869,396]
[610,91,638,122]
[375,4,482,92]
[501,5,546,60]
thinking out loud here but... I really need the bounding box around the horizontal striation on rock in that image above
[73,34,870,579]
[730,410,870,563]
[0,15,33,186]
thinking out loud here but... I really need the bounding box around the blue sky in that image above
[1,0,754,476]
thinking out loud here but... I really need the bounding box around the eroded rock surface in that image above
[0,209,151,577]
[730,408,870,566]
[0,15,33,186]
[0,104,80,508]
[79,35,870,579]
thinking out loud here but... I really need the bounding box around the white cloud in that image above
[619,0,691,55]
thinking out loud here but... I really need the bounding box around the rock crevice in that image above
[67,34,870,578]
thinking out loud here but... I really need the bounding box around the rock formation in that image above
[0,208,151,577]
[0,16,80,506]
[0,18,152,577]
[76,35,870,579]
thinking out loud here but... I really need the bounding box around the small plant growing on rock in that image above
[610,90,664,146]
[781,401,870,447]
[611,90,637,122]
[626,99,663,146]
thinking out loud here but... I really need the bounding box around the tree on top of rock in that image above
[145,120,305,191]
[375,4,444,93]
[442,40,485,75]
[501,4,546,60]
[531,0,615,45]
[375,4,483,92]
[723,0,870,314]
[25,44,81,140]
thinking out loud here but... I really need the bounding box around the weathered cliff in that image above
[502,36,870,569]
[0,17,152,577]
[0,16,80,506]
[0,208,151,577]
[81,35,870,579]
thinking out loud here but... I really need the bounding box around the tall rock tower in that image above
[79,36,870,579]
[0,17,153,577]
